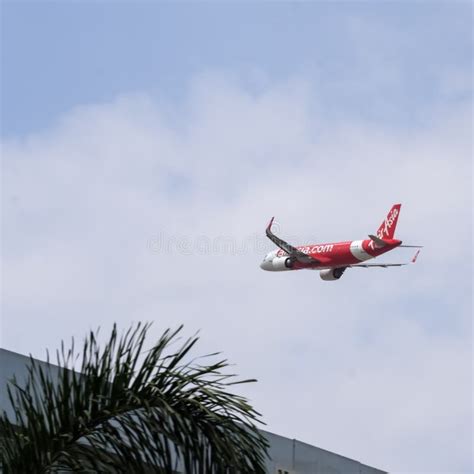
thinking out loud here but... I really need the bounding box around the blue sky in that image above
[1,2,472,473]
[2,2,471,136]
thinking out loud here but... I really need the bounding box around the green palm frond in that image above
[0,323,268,473]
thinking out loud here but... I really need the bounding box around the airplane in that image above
[260,204,421,281]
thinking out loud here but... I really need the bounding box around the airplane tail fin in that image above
[375,204,401,240]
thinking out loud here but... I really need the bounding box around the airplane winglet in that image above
[412,249,421,263]
[266,217,275,235]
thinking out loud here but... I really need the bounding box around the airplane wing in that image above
[349,250,421,268]
[266,217,321,264]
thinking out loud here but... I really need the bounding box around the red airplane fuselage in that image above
[262,238,402,271]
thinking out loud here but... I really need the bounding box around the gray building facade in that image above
[1,348,386,474]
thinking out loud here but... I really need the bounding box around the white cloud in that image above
[2,75,472,473]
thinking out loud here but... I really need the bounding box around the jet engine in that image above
[272,257,294,270]
[319,267,346,281]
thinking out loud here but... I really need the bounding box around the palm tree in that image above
[0,323,268,473]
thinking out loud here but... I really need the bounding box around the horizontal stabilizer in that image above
[368,234,388,248]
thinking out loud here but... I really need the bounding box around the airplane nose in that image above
[260,260,272,271]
